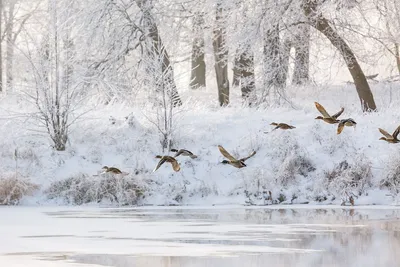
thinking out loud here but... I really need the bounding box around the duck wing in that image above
[240,151,256,162]
[337,121,345,135]
[315,102,332,118]
[173,149,183,157]
[331,107,344,119]
[170,158,181,172]
[110,167,122,174]
[218,145,238,161]
[153,157,167,172]
[379,128,393,139]
[392,125,400,139]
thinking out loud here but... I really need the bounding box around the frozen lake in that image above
[1,205,400,267]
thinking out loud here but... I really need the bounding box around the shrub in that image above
[380,158,400,194]
[45,173,147,205]
[0,175,40,205]
[276,151,315,186]
[325,158,372,196]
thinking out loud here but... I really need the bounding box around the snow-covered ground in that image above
[1,82,400,206]
[1,206,400,267]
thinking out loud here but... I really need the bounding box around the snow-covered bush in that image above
[0,175,40,205]
[276,152,315,186]
[45,173,147,206]
[380,155,400,194]
[324,157,372,197]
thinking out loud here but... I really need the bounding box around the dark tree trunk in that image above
[213,1,229,106]
[5,2,14,92]
[395,43,400,76]
[263,23,286,89]
[136,0,182,107]
[190,13,206,90]
[0,1,3,92]
[281,39,292,86]
[303,0,376,112]
[292,25,310,85]
[232,51,241,88]
[233,46,256,105]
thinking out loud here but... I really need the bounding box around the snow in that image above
[1,82,400,206]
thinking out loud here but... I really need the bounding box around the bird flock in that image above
[101,102,400,174]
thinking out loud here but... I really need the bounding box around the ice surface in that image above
[1,206,400,266]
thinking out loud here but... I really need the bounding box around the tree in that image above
[213,0,229,106]
[189,12,206,90]
[135,0,182,107]
[231,2,256,105]
[233,45,256,104]
[0,0,3,92]
[374,0,400,75]
[3,0,37,92]
[24,0,81,151]
[292,24,310,85]
[303,0,377,112]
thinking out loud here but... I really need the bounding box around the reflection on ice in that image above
[1,206,400,267]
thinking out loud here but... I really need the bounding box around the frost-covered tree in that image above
[213,0,230,106]
[190,12,206,90]
[302,0,377,111]
[2,0,38,92]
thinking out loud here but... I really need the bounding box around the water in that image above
[1,206,400,266]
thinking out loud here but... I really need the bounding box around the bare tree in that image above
[24,0,80,151]
[263,23,286,89]
[189,12,206,90]
[231,2,256,105]
[3,0,37,92]
[0,0,3,92]
[213,0,229,106]
[292,24,310,85]
[303,0,377,111]
[233,45,256,105]
[136,0,182,107]
[377,0,400,75]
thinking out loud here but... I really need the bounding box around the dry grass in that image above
[0,175,40,205]
[45,173,147,205]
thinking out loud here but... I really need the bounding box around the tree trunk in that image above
[395,43,400,76]
[189,13,206,90]
[263,23,286,89]
[292,24,310,85]
[135,0,182,107]
[233,46,256,105]
[213,1,229,106]
[280,39,292,86]
[232,51,241,88]
[6,3,14,92]
[303,0,376,112]
[0,0,3,93]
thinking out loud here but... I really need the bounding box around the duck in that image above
[171,148,198,159]
[270,122,296,130]
[153,155,181,172]
[378,125,400,143]
[314,102,344,124]
[218,145,256,168]
[337,118,357,134]
[101,166,123,174]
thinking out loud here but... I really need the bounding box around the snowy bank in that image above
[1,83,400,206]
